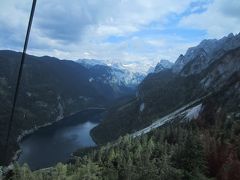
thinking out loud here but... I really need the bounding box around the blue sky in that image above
[0,0,240,72]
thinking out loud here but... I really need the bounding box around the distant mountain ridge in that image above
[77,59,145,89]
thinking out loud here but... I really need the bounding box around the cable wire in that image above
[4,0,37,163]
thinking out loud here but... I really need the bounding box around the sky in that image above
[0,0,240,72]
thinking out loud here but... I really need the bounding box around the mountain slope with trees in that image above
[91,33,240,145]
[1,33,240,180]
[0,50,136,165]
[6,75,240,179]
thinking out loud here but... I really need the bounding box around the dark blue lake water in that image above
[18,109,103,170]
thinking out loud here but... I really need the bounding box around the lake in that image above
[18,109,104,170]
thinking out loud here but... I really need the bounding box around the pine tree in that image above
[179,132,207,179]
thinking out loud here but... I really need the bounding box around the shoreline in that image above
[11,107,106,164]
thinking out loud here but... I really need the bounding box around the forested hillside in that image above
[7,77,240,179]
[0,50,135,165]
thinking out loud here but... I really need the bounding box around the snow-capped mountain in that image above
[172,33,240,75]
[147,66,155,74]
[106,61,150,74]
[154,59,173,73]
[77,59,145,89]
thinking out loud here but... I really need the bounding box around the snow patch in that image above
[185,104,202,121]
[26,92,32,97]
[89,77,94,82]
[140,103,145,112]
[0,166,2,179]
[56,101,64,121]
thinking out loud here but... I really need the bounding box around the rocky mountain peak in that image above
[154,59,173,73]
[172,32,240,75]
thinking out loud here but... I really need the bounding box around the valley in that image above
[1,33,240,180]
[0,50,142,166]
[1,0,240,179]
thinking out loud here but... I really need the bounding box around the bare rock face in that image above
[200,48,240,90]
[172,33,240,75]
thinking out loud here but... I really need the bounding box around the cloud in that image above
[32,0,192,41]
[34,0,100,43]
[0,1,31,50]
[2,0,239,72]
[180,0,240,38]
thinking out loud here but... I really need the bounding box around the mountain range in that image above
[1,33,240,179]
[91,33,240,144]
[78,59,145,89]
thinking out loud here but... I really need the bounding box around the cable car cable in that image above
[4,0,37,163]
